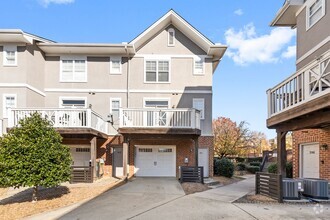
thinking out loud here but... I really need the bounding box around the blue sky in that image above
[1,0,297,139]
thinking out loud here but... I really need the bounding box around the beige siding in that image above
[137,25,206,55]
[296,2,330,69]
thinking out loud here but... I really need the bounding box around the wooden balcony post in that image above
[87,109,92,128]
[123,141,129,179]
[277,130,287,178]
[90,137,97,179]
[267,89,272,117]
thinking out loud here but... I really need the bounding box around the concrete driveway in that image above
[59,177,185,220]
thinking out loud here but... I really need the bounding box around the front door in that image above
[300,143,319,178]
[113,147,123,177]
[144,99,169,127]
[198,148,209,177]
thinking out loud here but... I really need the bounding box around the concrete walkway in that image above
[26,175,330,220]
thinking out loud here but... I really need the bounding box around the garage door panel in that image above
[135,146,176,177]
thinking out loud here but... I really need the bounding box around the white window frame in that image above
[3,45,17,66]
[193,56,205,75]
[110,98,121,123]
[60,56,87,82]
[193,98,205,120]
[168,28,175,47]
[143,97,170,109]
[144,59,171,83]
[59,97,87,108]
[110,56,122,74]
[3,94,17,118]
[306,0,326,30]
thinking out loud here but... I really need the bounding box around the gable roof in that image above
[270,0,304,27]
[130,9,227,61]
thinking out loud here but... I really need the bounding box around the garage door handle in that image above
[154,161,157,166]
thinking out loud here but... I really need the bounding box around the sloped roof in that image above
[0,29,55,44]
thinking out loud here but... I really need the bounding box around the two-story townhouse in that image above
[0,10,227,181]
[267,0,330,180]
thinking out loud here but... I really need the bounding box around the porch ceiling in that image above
[118,127,201,136]
[56,128,109,139]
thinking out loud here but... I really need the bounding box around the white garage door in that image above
[70,146,90,166]
[135,145,176,177]
[300,143,319,178]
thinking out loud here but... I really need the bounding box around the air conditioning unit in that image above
[302,178,329,199]
[283,178,304,200]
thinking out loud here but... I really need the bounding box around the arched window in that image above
[168,28,175,46]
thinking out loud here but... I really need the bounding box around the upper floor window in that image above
[110,98,121,123]
[194,57,205,75]
[110,57,122,74]
[3,94,16,118]
[307,0,325,29]
[145,60,170,83]
[193,98,205,120]
[3,45,17,66]
[60,97,87,108]
[168,28,175,46]
[60,57,87,82]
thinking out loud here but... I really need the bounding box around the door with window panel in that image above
[144,100,169,127]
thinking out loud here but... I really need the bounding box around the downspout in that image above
[125,44,130,108]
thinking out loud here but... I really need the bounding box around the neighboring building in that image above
[0,10,227,181]
[267,0,330,179]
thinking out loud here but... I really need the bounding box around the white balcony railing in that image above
[119,108,201,129]
[267,51,330,118]
[8,108,109,135]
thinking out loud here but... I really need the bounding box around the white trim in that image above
[144,58,171,84]
[193,98,205,120]
[306,0,326,31]
[60,56,88,83]
[296,36,330,64]
[135,54,210,59]
[44,88,127,93]
[143,97,170,108]
[193,56,206,75]
[44,88,212,94]
[168,28,175,47]
[59,96,87,108]
[2,94,17,118]
[110,98,121,122]
[0,83,46,97]
[2,44,17,66]
[110,56,122,74]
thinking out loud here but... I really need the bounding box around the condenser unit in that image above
[302,178,329,199]
[283,178,304,200]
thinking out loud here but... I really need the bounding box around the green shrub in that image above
[267,162,293,177]
[214,158,234,178]
[250,162,261,167]
[235,157,245,163]
[246,165,260,174]
[268,163,278,173]
[247,157,262,163]
[286,161,293,178]
[236,163,246,171]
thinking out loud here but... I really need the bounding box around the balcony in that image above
[267,52,330,129]
[118,108,201,135]
[8,108,109,136]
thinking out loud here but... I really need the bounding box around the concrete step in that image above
[204,178,220,186]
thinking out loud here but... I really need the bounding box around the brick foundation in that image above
[292,129,330,181]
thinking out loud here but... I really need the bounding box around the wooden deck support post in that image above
[90,137,97,180]
[194,136,199,167]
[123,141,128,179]
[277,130,288,178]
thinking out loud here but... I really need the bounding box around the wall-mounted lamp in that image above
[321,144,328,150]
[89,92,95,95]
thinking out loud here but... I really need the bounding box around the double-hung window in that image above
[145,60,170,83]
[60,57,87,82]
[110,98,121,123]
[193,98,205,120]
[3,45,17,66]
[110,57,122,74]
[3,94,16,118]
[307,0,325,29]
[194,57,205,75]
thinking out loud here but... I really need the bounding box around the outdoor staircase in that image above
[261,161,272,172]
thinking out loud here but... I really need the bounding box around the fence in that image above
[70,166,94,183]
[180,166,204,184]
[256,172,283,203]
